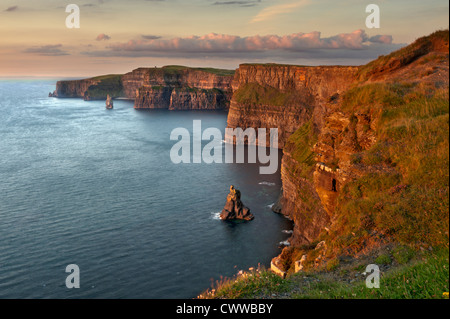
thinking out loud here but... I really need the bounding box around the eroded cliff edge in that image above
[56,66,234,110]
[56,74,124,100]
[227,64,358,149]
[227,31,449,274]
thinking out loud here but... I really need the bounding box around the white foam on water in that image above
[267,203,275,208]
[282,230,294,234]
[279,240,291,246]
[259,182,276,186]
[210,212,222,220]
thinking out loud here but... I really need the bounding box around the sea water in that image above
[0,80,292,299]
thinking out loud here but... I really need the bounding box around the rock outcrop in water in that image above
[105,94,114,109]
[220,185,254,221]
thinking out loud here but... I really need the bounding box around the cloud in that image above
[23,44,69,56]
[369,35,393,44]
[96,33,111,41]
[4,6,18,12]
[141,34,162,40]
[81,29,402,65]
[88,29,392,54]
[213,0,261,7]
[251,0,309,23]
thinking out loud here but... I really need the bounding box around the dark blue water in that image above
[0,80,292,299]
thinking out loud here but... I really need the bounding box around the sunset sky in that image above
[0,0,448,78]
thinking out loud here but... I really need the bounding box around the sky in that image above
[0,0,448,78]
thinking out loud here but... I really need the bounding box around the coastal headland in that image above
[53,30,449,297]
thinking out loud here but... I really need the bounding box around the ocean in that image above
[0,79,292,299]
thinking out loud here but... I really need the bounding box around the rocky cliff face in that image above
[55,66,234,109]
[123,66,234,109]
[278,102,378,248]
[134,86,230,110]
[225,63,359,246]
[56,74,124,101]
[226,64,358,149]
[224,31,449,274]
[56,79,100,99]
[271,30,449,273]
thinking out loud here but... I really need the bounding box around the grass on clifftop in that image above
[199,268,291,299]
[234,82,309,107]
[161,65,235,76]
[86,74,124,99]
[200,247,449,299]
[331,82,449,253]
[357,30,449,81]
[292,248,449,299]
[202,30,449,300]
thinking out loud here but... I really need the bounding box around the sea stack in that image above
[220,185,254,221]
[106,94,114,109]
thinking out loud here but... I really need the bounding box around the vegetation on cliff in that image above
[234,82,308,108]
[131,65,234,80]
[357,30,449,81]
[86,74,124,99]
[200,247,449,299]
[56,74,124,100]
[333,83,449,251]
[282,30,449,270]
[284,120,317,177]
[202,30,449,299]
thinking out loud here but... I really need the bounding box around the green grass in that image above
[393,246,415,265]
[375,254,392,265]
[233,82,309,107]
[331,81,449,251]
[195,67,235,77]
[90,74,123,81]
[199,268,292,299]
[86,74,124,99]
[161,65,235,77]
[293,248,449,299]
[203,249,449,299]
[287,120,317,166]
[357,29,449,81]
[341,82,414,113]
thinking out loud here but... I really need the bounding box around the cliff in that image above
[127,66,234,110]
[55,66,234,110]
[56,74,123,100]
[225,31,449,274]
[226,64,358,148]
[281,30,448,273]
